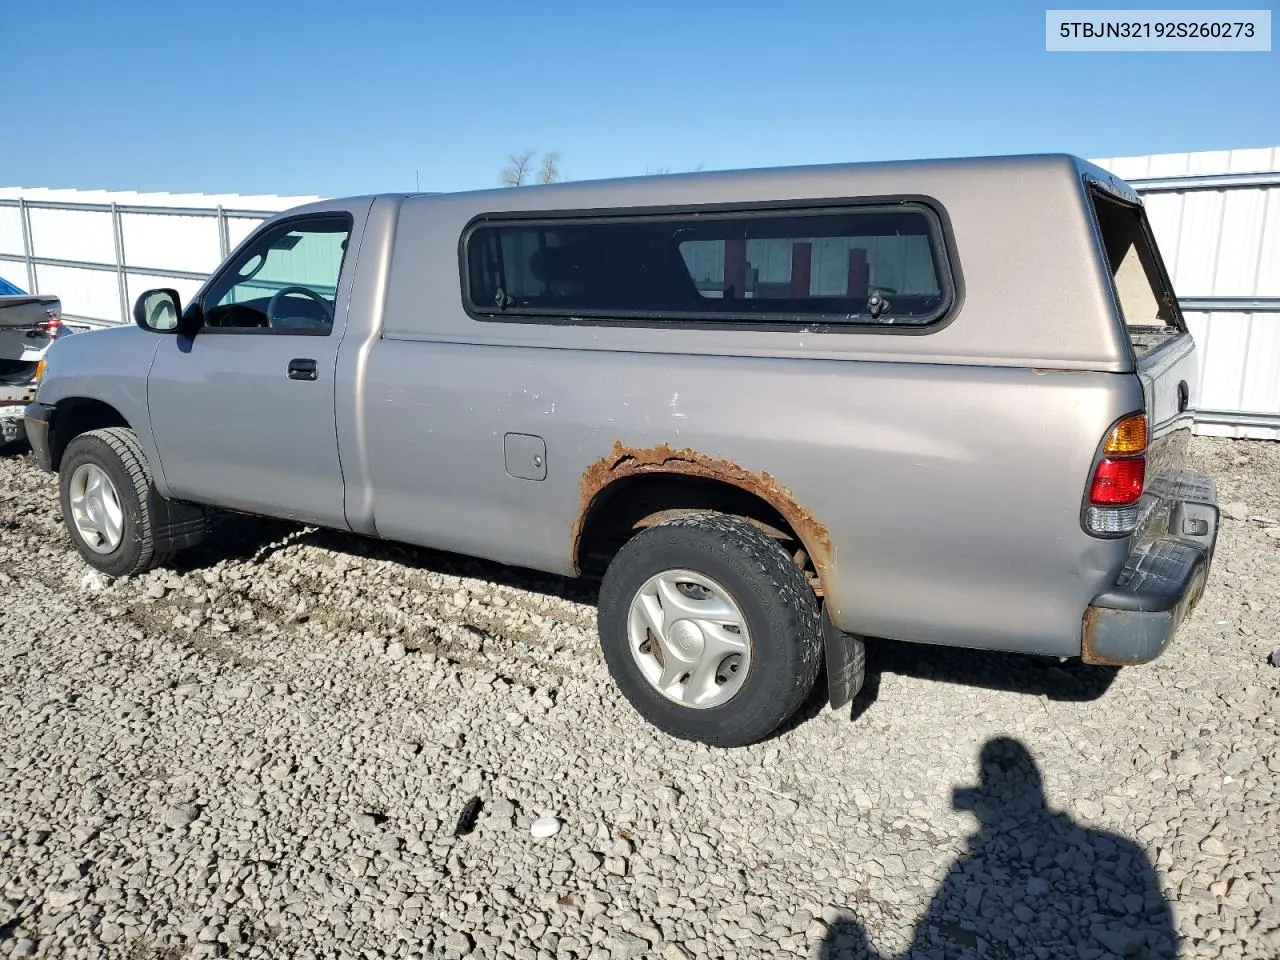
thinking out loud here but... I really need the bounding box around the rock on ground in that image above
[0,436,1277,959]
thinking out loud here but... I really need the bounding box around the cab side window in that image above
[202,215,352,334]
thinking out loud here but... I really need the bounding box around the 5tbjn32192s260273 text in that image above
[1059,20,1256,38]
[1045,10,1272,51]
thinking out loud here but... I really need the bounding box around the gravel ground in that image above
[0,435,1277,960]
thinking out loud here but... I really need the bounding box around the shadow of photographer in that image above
[818,737,1177,960]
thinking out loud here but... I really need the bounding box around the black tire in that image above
[597,513,824,747]
[58,427,207,577]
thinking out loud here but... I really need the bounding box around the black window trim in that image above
[457,194,963,335]
[195,211,356,338]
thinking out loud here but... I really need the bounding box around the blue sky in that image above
[9,0,1278,196]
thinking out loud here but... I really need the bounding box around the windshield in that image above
[0,276,26,296]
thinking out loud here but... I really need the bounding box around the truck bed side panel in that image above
[362,344,1139,656]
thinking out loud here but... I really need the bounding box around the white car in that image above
[1,275,68,446]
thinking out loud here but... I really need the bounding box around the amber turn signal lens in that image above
[34,360,47,382]
[1103,414,1147,455]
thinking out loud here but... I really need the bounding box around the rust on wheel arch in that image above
[572,441,834,598]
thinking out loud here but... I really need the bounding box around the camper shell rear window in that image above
[1088,185,1186,356]
[461,202,955,328]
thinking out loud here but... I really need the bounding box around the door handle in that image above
[288,358,318,381]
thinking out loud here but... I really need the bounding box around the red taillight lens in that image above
[1089,457,1146,505]
[31,314,62,339]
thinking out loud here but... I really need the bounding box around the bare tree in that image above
[537,151,563,185]
[500,149,536,187]
[499,150,565,187]
[643,162,706,176]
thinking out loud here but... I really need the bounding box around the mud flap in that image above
[823,604,866,711]
[150,495,212,552]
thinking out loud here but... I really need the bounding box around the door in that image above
[147,213,355,527]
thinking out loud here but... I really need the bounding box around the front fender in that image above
[35,327,169,496]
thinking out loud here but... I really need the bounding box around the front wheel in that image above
[58,427,206,577]
[597,513,824,747]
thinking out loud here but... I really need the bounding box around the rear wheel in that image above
[58,427,208,577]
[597,513,823,747]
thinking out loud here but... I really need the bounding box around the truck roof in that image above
[321,153,1136,209]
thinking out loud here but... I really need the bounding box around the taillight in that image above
[1084,413,1147,536]
[1089,457,1145,505]
[27,312,62,339]
[1102,415,1147,455]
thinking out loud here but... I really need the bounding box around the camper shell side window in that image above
[461,201,957,330]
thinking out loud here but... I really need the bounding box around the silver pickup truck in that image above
[24,154,1219,746]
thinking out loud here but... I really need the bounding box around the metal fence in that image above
[0,199,276,328]
[1119,170,1280,439]
[2,163,1279,436]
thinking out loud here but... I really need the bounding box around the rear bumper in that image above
[1082,469,1218,665]
[21,401,54,470]
[1,379,39,444]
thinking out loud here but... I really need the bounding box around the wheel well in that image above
[576,474,821,592]
[50,399,130,470]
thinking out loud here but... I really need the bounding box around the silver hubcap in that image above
[68,463,124,554]
[627,569,751,709]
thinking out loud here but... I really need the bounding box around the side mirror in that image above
[133,289,183,333]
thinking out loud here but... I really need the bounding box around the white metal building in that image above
[0,186,319,332]
[2,147,1277,437]
[1092,148,1280,439]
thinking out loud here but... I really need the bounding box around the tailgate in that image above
[1137,332,1196,479]
[0,295,61,330]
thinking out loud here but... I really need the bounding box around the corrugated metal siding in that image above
[1091,146,1280,179]
[120,210,223,274]
[35,265,118,325]
[0,186,319,326]
[3,150,1278,439]
[1092,148,1280,440]
[1184,311,1280,413]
